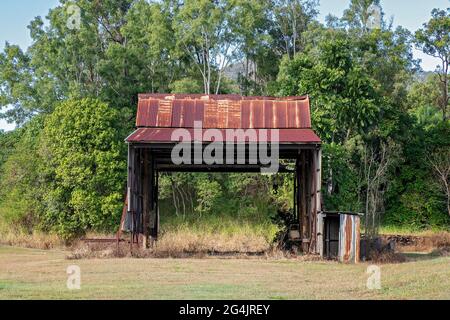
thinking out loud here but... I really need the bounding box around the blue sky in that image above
[1,0,449,131]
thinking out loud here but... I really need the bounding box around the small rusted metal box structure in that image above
[319,212,361,263]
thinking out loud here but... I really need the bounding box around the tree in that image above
[407,74,442,125]
[428,148,450,217]
[41,98,126,239]
[0,116,47,232]
[0,126,22,170]
[277,30,381,143]
[0,44,39,124]
[230,0,272,95]
[173,0,240,94]
[415,8,450,121]
[342,0,384,32]
[360,140,398,240]
[101,0,178,103]
[0,0,180,123]
[270,0,319,58]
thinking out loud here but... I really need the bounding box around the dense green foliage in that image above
[40,99,127,238]
[0,0,449,238]
[0,99,127,239]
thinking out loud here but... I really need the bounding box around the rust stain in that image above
[157,99,172,127]
[183,100,195,127]
[194,100,205,124]
[147,99,158,127]
[171,99,183,127]
[217,100,228,128]
[228,100,241,128]
[355,217,361,263]
[344,215,352,262]
[338,214,361,263]
[135,94,314,131]
[287,101,297,128]
[204,101,218,128]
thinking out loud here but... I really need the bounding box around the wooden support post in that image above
[295,156,301,235]
[149,155,157,244]
[142,150,150,249]
[127,145,135,252]
[315,148,323,256]
[300,151,309,253]
[309,149,317,254]
[135,148,142,244]
[155,168,159,239]
[293,161,298,221]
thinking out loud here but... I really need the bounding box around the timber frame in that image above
[124,142,323,255]
[123,94,325,255]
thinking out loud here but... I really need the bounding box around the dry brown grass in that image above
[67,232,283,260]
[155,229,271,254]
[429,232,450,248]
[0,230,63,250]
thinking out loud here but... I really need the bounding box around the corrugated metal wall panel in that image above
[338,214,361,263]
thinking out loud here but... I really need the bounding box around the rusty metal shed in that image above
[321,212,362,263]
[123,94,358,260]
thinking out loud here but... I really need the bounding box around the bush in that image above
[39,98,127,239]
[0,117,45,233]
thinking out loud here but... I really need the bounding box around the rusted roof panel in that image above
[136,94,312,129]
[126,128,321,144]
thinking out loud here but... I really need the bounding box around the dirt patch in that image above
[66,240,321,260]
[369,250,407,264]
[429,232,450,248]
[382,232,450,253]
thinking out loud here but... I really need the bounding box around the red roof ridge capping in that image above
[128,94,321,144]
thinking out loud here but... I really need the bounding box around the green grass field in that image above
[1,245,450,300]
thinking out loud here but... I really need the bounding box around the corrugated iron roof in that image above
[136,94,312,129]
[126,128,321,144]
[128,94,321,144]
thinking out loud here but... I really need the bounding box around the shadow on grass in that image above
[402,250,448,262]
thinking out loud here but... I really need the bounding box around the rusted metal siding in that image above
[126,128,321,143]
[339,214,361,263]
[135,94,312,130]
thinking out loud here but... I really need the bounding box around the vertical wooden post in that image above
[149,154,157,244]
[136,148,143,240]
[315,148,323,256]
[142,150,150,249]
[293,159,298,221]
[309,149,317,254]
[154,168,160,241]
[300,150,309,253]
[127,145,135,252]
